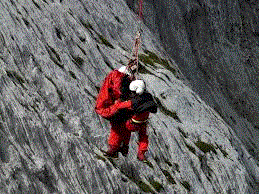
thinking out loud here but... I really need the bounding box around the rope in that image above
[135,0,143,75]
[127,0,144,79]
[139,0,143,20]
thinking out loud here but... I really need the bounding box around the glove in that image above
[108,99,133,122]
[129,80,145,95]
[114,99,132,110]
[95,99,132,120]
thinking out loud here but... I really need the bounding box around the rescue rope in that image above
[127,0,144,79]
[139,0,143,20]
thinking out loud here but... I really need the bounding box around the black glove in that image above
[132,91,158,114]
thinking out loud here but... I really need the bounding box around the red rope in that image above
[127,0,143,79]
[139,0,143,20]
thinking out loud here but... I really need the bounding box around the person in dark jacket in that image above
[95,59,157,161]
[125,80,157,161]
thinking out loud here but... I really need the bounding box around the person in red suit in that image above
[95,59,157,161]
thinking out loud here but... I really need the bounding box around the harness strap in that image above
[131,118,148,124]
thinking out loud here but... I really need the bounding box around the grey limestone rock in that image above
[0,0,258,193]
[132,0,259,164]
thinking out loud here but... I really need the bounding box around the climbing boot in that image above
[118,145,129,157]
[102,146,119,158]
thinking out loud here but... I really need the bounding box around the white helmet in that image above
[129,80,145,95]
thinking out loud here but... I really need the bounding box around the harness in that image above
[131,118,148,124]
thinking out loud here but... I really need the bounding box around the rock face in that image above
[0,0,258,193]
[129,0,259,163]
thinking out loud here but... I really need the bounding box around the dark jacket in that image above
[132,91,158,114]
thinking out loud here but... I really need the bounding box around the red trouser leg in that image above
[108,122,131,150]
[138,125,149,152]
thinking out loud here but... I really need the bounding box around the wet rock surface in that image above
[0,0,258,193]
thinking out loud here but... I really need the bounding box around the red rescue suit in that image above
[95,69,149,153]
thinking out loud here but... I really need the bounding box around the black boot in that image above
[102,146,119,158]
[118,145,129,157]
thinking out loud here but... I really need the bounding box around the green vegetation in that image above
[180,181,191,192]
[144,50,160,61]
[139,54,155,66]
[79,19,114,49]
[148,179,164,192]
[96,156,156,193]
[97,33,114,49]
[154,97,182,123]
[137,181,155,193]
[195,140,217,154]
[138,63,154,75]
[161,169,176,184]
[121,169,155,193]
[72,56,84,68]
[142,50,176,74]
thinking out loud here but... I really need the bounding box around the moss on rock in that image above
[142,50,176,75]
[195,140,217,154]
[97,34,114,49]
[154,97,182,123]
[149,179,164,192]
[161,169,176,184]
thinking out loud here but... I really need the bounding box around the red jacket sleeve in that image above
[95,71,132,119]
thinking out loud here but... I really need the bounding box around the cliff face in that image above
[130,0,259,163]
[0,0,259,193]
